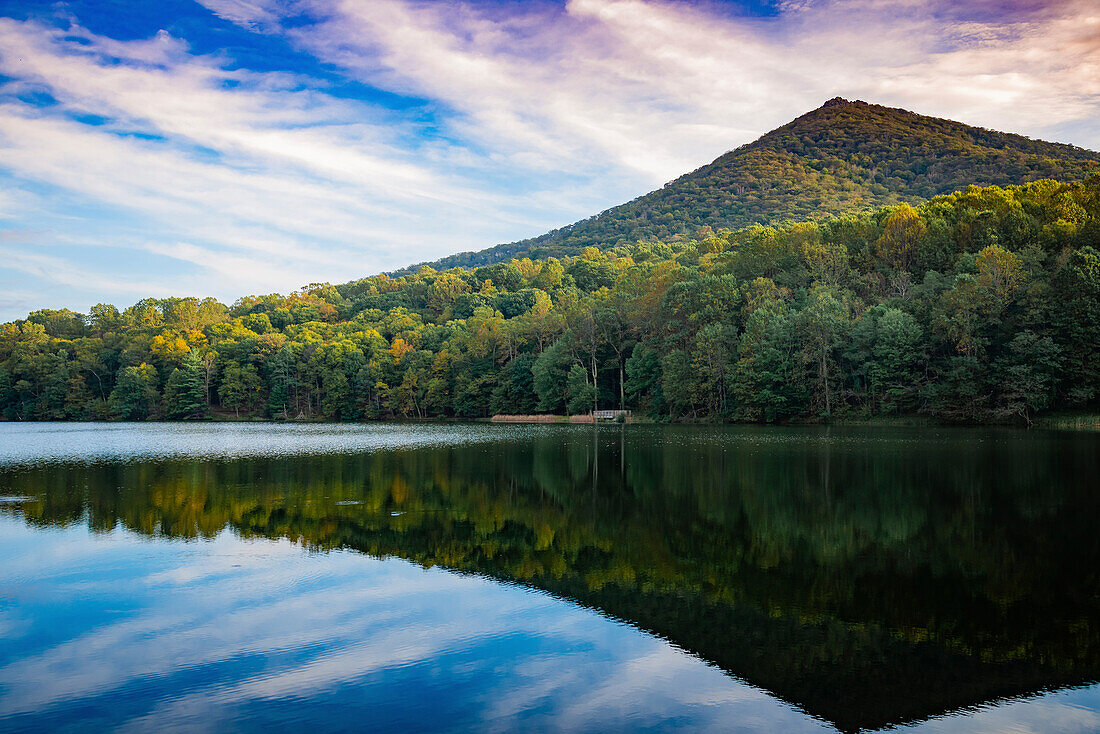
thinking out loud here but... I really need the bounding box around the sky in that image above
[0,0,1097,320]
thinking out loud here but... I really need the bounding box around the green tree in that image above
[164,352,207,419]
[735,300,805,422]
[219,363,262,418]
[993,331,1062,426]
[845,306,923,414]
[490,354,538,415]
[1052,246,1100,406]
[624,344,663,416]
[532,339,572,413]
[692,323,736,417]
[108,363,160,420]
[798,285,849,418]
[876,203,926,272]
[660,349,697,420]
[0,366,14,419]
[566,364,596,415]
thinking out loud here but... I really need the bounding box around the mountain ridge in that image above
[395,98,1098,273]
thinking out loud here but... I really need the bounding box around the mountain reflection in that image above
[3,425,1098,733]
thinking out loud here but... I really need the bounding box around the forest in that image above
[1,176,1098,425]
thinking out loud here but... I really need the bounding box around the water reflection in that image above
[1,423,1098,732]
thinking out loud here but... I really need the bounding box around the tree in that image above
[164,352,207,419]
[564,298,601,413]
[201,350,218,406]
[624,344,663,416]
[993,331,1061,426]
[393,350,433,418]
[735,300,805,422]
[531,258,565,291]
[515,289,561,351]
[934,275,985,358]
[532,339,572,413]
[798,285,849,418]
[490,354,538,416]
[566,364,596,415]
[1052,246,1100,406]
[692,324,736,417]
[976,244,1023,309]
[87,303,120,336]
[566,258,617,291]
[219,363,262,418]
[802,240,851,289]
[928,355,989,422]
[660,350,697,420]
[108,363,160,420]
[597,293,635,409]
[425,272,470,317]
[845,306,923,414]
[265,345,293,419]
[0,366,15,419]
[876,203,926,272]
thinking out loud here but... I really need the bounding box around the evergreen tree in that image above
[108,364,159,420]
[164,352,207,419]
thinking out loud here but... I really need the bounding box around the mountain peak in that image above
[399,102,1099,273]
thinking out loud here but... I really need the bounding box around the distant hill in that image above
[399,98,1098,272]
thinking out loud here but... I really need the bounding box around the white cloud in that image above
[232,0,1100,181]
[0,244,159,295]
[198,0,285,30]
[0,0,1097,318]
[0,15,582,317]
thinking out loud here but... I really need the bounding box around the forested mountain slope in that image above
[3,176,1098,425]
[405,99,1098,271]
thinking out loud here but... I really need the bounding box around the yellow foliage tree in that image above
[876,204,926,271]
[390,337,413,364]
[976,244,1024,305]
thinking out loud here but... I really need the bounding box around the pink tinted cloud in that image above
[204,0,1100,183]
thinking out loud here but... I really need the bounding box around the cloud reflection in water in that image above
[0,519,832,732]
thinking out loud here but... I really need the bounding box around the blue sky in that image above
[0,0,1097,320]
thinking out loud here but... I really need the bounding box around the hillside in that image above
[404,98,1098,271]
[4,176,1099,425]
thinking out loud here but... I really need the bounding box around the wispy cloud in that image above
[256,0,1100,168]
[0,519,831,732]
[0,13,578,317]
[0,0,1097,319]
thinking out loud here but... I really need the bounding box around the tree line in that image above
[1,177,1098,424]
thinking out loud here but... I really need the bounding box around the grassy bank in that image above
[1035,414,1100,429]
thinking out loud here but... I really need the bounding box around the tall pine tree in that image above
[164,352,206,419]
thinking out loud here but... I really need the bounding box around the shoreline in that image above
[1,413,1097,429]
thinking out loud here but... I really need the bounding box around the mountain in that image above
[402,98,1098,272]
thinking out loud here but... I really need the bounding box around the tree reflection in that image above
[4,425,1099,732]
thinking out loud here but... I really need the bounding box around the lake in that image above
[0,422,1098,733]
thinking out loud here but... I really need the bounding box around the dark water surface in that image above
[1,422,1098,733]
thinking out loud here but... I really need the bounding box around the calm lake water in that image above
[0,422,1098,733]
